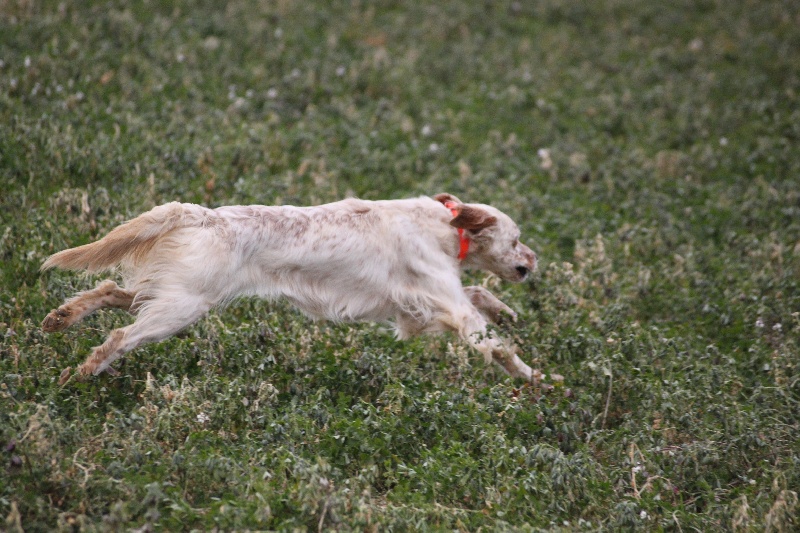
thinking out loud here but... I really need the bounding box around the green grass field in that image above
[2,0,799,530]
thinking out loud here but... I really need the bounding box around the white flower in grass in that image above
[755,318,764,328]
[538,148,553,170]
[196,412,210,424]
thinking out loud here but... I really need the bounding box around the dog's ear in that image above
[450,205,497,232]
[433,193,462,206]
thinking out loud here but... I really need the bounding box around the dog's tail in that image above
[42,202,207,273]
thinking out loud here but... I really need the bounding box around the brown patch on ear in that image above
[450,205,497,231]
[433,193,462,206]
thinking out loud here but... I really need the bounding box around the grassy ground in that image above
[2,0,799,530]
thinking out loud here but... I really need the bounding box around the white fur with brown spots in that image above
[42,194,538,380]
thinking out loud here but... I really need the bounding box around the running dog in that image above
[42,193,538,380]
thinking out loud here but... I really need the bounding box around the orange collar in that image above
[444,201,470,261]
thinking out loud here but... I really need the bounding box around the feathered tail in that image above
[41,202,200,273]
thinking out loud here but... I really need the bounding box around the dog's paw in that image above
[76,362,94,378]
[58,367,72,385]
[42,308,72,332]
[496,307,518,324]
[76,361,119,377]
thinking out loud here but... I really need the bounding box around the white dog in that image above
[42,193,538,381]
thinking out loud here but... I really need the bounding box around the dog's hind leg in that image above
[75,293,211,376]
[43,280,136,332]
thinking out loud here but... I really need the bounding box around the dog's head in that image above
[435,193,537,282]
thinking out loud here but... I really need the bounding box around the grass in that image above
[1,0,799,530]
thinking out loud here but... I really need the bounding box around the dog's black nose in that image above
[515,266,529,278]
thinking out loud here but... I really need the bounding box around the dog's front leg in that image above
[472,331,535,381]
[463,286,517,324]
[455,308,535,382]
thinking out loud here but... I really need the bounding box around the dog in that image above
[41,193,538,381]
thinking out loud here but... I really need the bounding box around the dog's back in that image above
[212,197,464,322]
